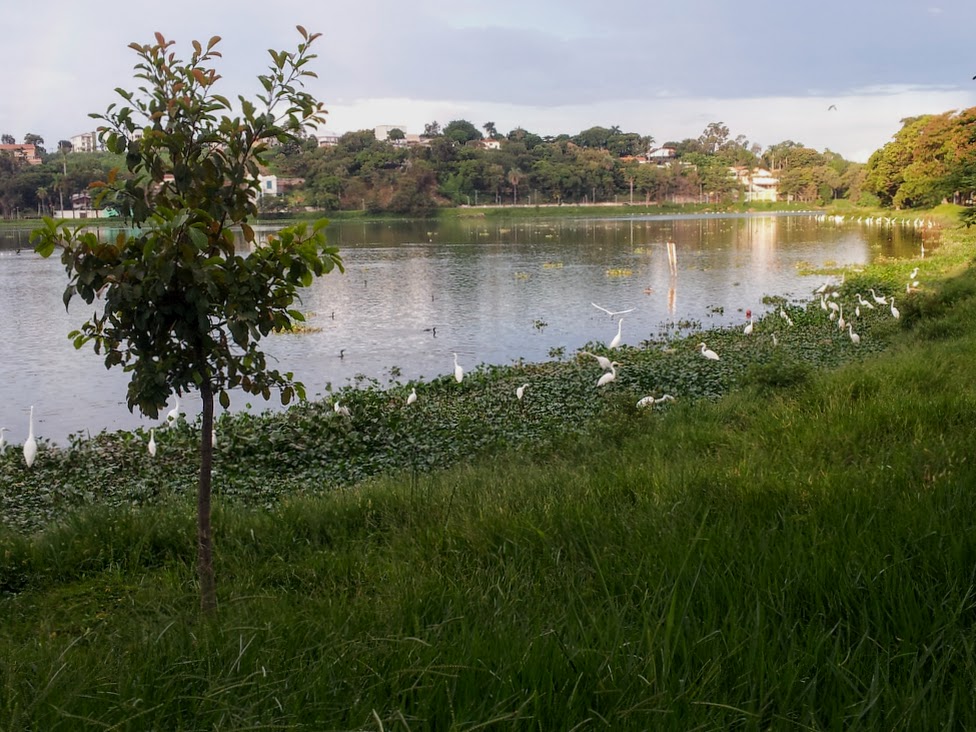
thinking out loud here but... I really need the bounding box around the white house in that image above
[70,131,99,153]
[257,174,279,197]
[731,167,779,202]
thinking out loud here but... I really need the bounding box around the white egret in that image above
[855,293,874,310]
[890,297,900,319]
[779,308,794,327]
[166,396,181,425]
[609,319,623,349]
[0,427,8,455]
[148,429,157,457]
[698,342,720,361]
[743,314,754,335]
[909,267,919,280]
[334,400,351,417]
[837,304,846,331]
[453,352,464,383]
[820,295,828,312]
[869,288,887,305]
[638,394,675,408]
[23,405,37,468]
[516,383,528,400]
[827,300,839,313]
[591,302,634,319]
[580,351,614,370]
[596,362,620,387]
[772,333,779,347]
[848,323,860,344]
[855,304,860,317]
[407,387,418,406]
[814,282,829,295]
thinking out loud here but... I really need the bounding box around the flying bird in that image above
[591,302,634,319]
[828,104,837,111]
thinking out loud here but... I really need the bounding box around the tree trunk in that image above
[198,380,217,613]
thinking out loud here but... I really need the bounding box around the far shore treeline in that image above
[3,109,976,219]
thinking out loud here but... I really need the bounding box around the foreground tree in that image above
[32,28,342,613]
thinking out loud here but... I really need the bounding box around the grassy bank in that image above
[2,224,976,729]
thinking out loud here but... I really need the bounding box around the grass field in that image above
[2,218,975,730]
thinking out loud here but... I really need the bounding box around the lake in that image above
[0,212,932,443]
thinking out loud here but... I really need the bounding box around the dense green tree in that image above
[442,119,482,146]
[23,133,45,154]
[32,28,342,613]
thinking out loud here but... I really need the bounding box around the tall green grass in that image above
[2,232,976,729]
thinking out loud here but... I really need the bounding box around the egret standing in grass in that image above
[698,342,720,361]
[23,405,37,468]
[0,427,8,455]
[609,319,623,349]
[637,394,675,408]
[597,362,620,387]
[580,351,613,370]
[848,323,860,344]
[743,313,754,335]
[516,383,528,400]
[166,396,181,425]
[870,288,887,305]
[407,387,417,406]
[890,297,900,319]
[334,400,351,418]
[453,352,464,383]
[148,429,157,457]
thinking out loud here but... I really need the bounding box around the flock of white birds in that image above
[1,258,922,467]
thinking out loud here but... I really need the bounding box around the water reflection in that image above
[0,213,930,442]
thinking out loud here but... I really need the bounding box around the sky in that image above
[4,0,976,163]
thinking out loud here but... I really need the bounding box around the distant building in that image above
[255,174,304,198]
[0,143,41,165]
[731,167,780,202]
[316,133,340,147]
[70,131,99,153]
[646,146,676,164]
[257,174,278,197]
[374,125,408,141]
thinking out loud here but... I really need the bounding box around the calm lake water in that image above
[0,213,932,443]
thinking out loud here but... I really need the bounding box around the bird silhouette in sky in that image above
[827,104,837,111]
